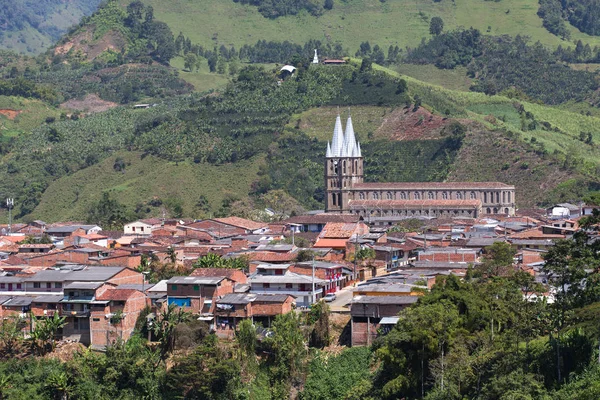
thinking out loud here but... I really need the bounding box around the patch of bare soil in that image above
[45,341,86,362]
[376,107,451,141]
[0,109,22,120]
[61,94,118,113]
[54,28,126,61]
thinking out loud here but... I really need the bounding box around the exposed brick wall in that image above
[108,269,144,285]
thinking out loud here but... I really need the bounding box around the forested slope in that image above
[0,0,103,54]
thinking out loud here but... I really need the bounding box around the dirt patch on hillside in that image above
[375,107,451,141]
[61,94,118,113]
[54,28,126,61]
[0,109,22,120]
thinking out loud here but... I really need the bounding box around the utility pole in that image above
[312,255,316,304]
[6,198,13,234]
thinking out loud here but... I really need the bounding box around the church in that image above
[324,114,516,219]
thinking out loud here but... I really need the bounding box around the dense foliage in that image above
[405,29,598,104]
[539,0,600,38]
[232,0,328,18]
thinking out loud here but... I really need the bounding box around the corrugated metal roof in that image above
[64,281,103,290]
[167,276,224,285]
[352,295,420,305]
[33,294,63,303]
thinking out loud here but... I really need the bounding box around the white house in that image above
[123,219,163,235]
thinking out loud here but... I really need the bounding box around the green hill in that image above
[0,0,103,55]
[121,0,600,54]
[29,152,263,222]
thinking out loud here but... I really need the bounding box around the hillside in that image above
[0,58,597,222]
[29,152,263,221]
[0,0,103,54]
[121,0,600,54]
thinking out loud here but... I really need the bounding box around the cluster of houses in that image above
[0,202,592,348]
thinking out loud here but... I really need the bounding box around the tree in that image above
[430,17,444,35]
[479,241,516,277]
[184,53,198,71]
[264,312,306,392]
[260,189,304,220]
[86,192,132,230]
[30,313,67,355]
[324,0,334,10]
[166,335,243,399]
[152,304,192,358]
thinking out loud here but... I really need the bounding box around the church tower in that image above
[324,112,364,213]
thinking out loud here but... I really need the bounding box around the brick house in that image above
[90,288,147,348]
[289,261,349,293]
[350,295,419,346]
[189,268,247,285]
[166,276,235,313]
[249,263,327,307]
[214,293,294,337]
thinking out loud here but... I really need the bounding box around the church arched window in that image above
[456,192,463,200]
[427,191,434,200]
[442,192,448,200]
[359,192,365,200]
[414,192,421,200]
[386,192,393,200]
[400,192,407,200]
[373,192,380,200]
[470,191,476,199]
[343,160,346,174]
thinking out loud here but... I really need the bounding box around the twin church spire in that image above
[326,112,362,158]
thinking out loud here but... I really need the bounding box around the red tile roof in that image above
[353,182,514,189]
[245,251,296,262]
[320,222,368,239]
[313,238,349,248]
[213,217,267,231]
[282,214,360,225]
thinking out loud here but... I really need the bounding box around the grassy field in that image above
[0,96,60,138]
[169,57,231,93]
[395,64,472,92]
[30,152,263,222]
[121,0,600,56]
[286,105,393,142]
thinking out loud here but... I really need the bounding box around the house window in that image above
[46,283,51,289]
[286,283,293,289]
[33,282,41,289]
[263,283,270,288]
[16,284,21,290]
[0,283,5,289]
[193,285,199,291]
[275,269,283,275]
[55,283,62,288]
[132,227,136,232]
[171,285,177,291]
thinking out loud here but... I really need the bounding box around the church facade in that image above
[324,114,516,218]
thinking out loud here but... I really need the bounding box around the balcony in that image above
[62,295,94,302]
[61,308,90,318]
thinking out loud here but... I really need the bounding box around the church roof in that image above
[352,182,514,190]
[327,114,361,158]
[348,199,482,209]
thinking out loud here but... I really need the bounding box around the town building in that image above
[324,114,516,218]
